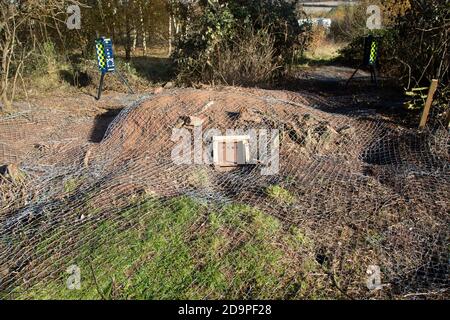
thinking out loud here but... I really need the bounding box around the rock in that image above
[174,117,185,129]
[163,81,174,89]
[187,116,204,127]
[200,101,215,113]
[177,115,205,128]
[153,87,164,94]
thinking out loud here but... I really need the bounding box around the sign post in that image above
[95,37,134,100]
[346,35,381,89]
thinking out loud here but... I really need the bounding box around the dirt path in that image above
[0,91,151,165]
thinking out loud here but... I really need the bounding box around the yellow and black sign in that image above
[363,35,380,66]
[95,36,132,100]
[95,37,115,74]
[346,35,382,88]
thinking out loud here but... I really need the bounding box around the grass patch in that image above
[265,185,296,205]
[63,177,84,194]
[13,195,317,299]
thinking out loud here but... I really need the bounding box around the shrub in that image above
[340,0,449,122]
[266,185,296,205]
[172,0,308,85]
[33,42,59,78]
[189,25,282,86]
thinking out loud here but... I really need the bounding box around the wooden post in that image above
[168,15,173,56]
[446,108,450,128]
[419,79,438,129]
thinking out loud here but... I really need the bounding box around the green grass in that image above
[63,177,84,194]
[266,185,296,205]
[12,195,318,299]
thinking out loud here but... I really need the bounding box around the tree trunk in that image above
[140,5,146,56]
[1,86,11,112]
[125,13,132,61]
[1,20,13,112]
[132,28,137,53]
[168,14,173,55]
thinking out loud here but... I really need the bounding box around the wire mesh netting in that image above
[0,88,448,299]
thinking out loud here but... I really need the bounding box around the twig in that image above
[403,288,448,298]
[88,259,108,300]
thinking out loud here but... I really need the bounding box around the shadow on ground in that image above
[59,70,93,88]
[90,108,123,142]
[273,64,419,127]
[129,56,175,84]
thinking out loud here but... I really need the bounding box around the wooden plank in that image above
[419,79,439,129]
[213,135,250,168]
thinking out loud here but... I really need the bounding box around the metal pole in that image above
[115,70,134,94]
[372,65,378,87]
[96,72,105,100]
[345,65,362,89]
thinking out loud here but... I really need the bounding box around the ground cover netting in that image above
[0,88,448,299]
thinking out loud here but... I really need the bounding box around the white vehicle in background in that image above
[298,18,332,30]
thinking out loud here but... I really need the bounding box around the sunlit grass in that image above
[14,195,320,299]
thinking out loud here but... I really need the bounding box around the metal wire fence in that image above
[0,88,448,299]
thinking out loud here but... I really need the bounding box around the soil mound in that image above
[0,88,448,299]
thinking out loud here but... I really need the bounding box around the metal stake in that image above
[96,72,106,100]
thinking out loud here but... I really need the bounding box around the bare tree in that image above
[0,0,74,112]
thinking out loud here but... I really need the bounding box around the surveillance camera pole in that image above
[346,35,381,89]
[95,37,134,100]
